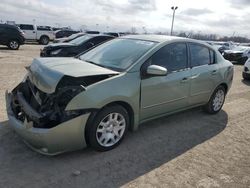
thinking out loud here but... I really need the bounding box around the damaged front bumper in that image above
[5,91,90,155]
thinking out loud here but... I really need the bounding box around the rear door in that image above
[140,42,191,120]
[188,43,219,105]
[19,24,36,40]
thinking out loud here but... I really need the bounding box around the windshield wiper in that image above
[82,59,122,72]
[84,60,112,69]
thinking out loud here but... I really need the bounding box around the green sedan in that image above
[6,35,234,155]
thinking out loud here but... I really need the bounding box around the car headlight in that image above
[51,49,62,55]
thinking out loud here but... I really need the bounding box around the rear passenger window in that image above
[20,25,34,30]
[189,44,210,67]
[150,43,188,72]
[37,27,52,31]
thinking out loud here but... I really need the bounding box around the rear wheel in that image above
[203,85,226,114]
[39,36,49,45]
[8,40,20,50]
[87,105,129,151]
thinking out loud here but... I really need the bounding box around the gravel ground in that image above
[0,44,250,188]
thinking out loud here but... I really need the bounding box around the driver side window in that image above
[150,43,188,72]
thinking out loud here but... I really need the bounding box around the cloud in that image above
[91,0,156,14]
[181,8,213,16]
[228,0,250,8]
[0,0,249,37]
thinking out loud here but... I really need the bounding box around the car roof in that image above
[0,24,18,29]
[121,34,203,43]
[121,34,214,49]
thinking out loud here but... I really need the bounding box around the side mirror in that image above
[146,65,167,76]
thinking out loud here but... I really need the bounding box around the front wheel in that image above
[86,105,129,151]
[203,86,226,114]
[8,40,20,50]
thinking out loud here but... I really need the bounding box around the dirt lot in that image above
[0,44,250,188]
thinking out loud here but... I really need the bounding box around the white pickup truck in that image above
[17,24,55,45]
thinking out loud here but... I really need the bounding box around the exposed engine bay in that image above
[10,74,114,129]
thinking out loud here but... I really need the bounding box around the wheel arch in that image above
[218,82,228,94]
[39,35,49,40]
[8,38,21,43]
[84,100,135,146]
[105,101,135,131]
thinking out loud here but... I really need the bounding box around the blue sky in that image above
[0,0,249,37]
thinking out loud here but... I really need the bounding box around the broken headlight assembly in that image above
[11,81,87,128]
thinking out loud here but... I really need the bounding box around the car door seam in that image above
[142,96,187,109]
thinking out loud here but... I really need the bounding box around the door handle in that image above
[211,70,217,75]
[180,77,189,83]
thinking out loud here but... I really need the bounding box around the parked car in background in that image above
[53,32,85,43]
[243,58,250,80]
[211,44,228,54]
[52,27,71,31]
[213,41,235,50]
[0,24,25,50]
[207,41,237,54]
[223,46,250,64]
[17,24,55,45]
[104,32,120,37]
[55,30,79,38]
[85,31,100,34]
[40,34,114,57]
[241,43,250,47]
[6,35,234,155]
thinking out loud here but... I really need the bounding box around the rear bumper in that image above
[243,72,250,79]
[5,91,90,155]
[40,49,48,57]
[224,54,248,64]
[19,36,25,45]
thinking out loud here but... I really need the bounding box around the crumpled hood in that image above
[28,57,119,94]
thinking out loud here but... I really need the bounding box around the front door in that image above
[140,43,191,120]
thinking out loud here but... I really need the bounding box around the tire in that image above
[203,85,226,114]
[39,36,49,45]
[86,105,129,151]
[8,40,20,50]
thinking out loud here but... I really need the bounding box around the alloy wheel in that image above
[96,112,126,147]
[9,41,18,49]
[212,89,225,111]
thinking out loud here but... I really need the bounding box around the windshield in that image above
[69,35,92,45]
[79,38,157,71]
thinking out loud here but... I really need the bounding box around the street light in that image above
[170,6,178,36]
